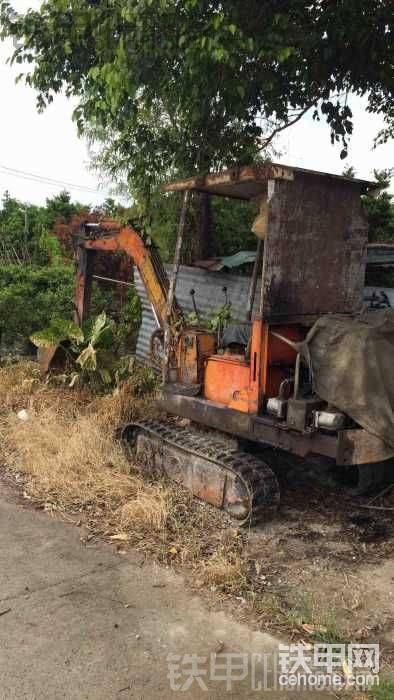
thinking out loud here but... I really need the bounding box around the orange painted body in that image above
[176,330,217,385]
[204,320,304,414]
[204,355,250,406]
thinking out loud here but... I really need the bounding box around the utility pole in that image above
[21,208,29,263]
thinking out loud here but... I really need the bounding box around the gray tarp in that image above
[303,310,394,448]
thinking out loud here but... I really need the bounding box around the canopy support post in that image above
[246,239,263,321]
[163,190,191,384]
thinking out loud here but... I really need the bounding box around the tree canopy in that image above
[1,0,393,197]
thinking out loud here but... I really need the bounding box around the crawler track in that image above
[121,420,280,524]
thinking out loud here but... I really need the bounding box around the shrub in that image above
[0,265,112,350]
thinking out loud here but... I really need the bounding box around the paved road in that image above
[0,478,333,699]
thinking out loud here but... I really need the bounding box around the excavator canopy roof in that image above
[162,162,378,201]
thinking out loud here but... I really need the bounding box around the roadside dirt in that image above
[245,478,394,651]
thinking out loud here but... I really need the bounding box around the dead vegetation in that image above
[119,487,172,534]
[3,407,140,510]
[0,361,393,664]
[0,361,235,563]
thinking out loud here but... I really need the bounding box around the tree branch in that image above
[260,103,314,149]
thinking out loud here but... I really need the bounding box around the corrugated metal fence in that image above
[135,265,261,364]
[135,265,392,365]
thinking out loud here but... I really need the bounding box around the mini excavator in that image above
[43,163,393,523]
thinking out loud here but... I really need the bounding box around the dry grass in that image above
[195,549,248,593]
[91,365,159,429]
[3,407,142,512]
[0,362,163,535]
[0,363,231,560]
[0,361,90,415]
[119,486,172,533]
[0,361,42,412]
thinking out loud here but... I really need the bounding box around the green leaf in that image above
[228,24,236,35]
[99,368,112,385]
[50,318,84,344]
[89,66,100,80]
[30,328,62,348]
[95,324,114,348]
[30,318,83,348]
[89,311,107,345]
[76,343,97,370]
[213,48,225,62]
[212,12,224,31]
[277,46,293,62]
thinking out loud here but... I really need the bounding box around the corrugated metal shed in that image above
[194,246,394,271]
[134,264,261,365]
[193,250,256,271]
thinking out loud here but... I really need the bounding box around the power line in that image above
[0,163,110,196]
[0,164,104,194]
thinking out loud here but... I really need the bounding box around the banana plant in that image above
[30,312,116,387]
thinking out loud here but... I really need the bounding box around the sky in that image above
[0,1,393,207]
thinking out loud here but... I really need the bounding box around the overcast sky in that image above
[1,1,393,207]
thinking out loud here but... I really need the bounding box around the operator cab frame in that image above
[163,162,378,415]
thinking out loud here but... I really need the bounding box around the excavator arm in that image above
[39,220,184,372]
[74,220,184,329]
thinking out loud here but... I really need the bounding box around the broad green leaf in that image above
[30,328,62,348]
[76,343,97,370]
[95,325,114,349]
[30,318,83,348]
[99,368,112,385]
[50,318,84,344]
[89,311,107,346]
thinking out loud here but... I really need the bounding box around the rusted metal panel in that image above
[162,163,293,200]
[156,390,338,461]
[261,174,369,319]
[162,163,377,200]
[337,429,394,466]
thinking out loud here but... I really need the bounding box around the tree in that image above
[0,191,53,264]
[0,264,115,350]
[45,190,85,228]
[363,169,394,243]
[342,165,356,179]
[1,1,393,257]
[0,265,75,349]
